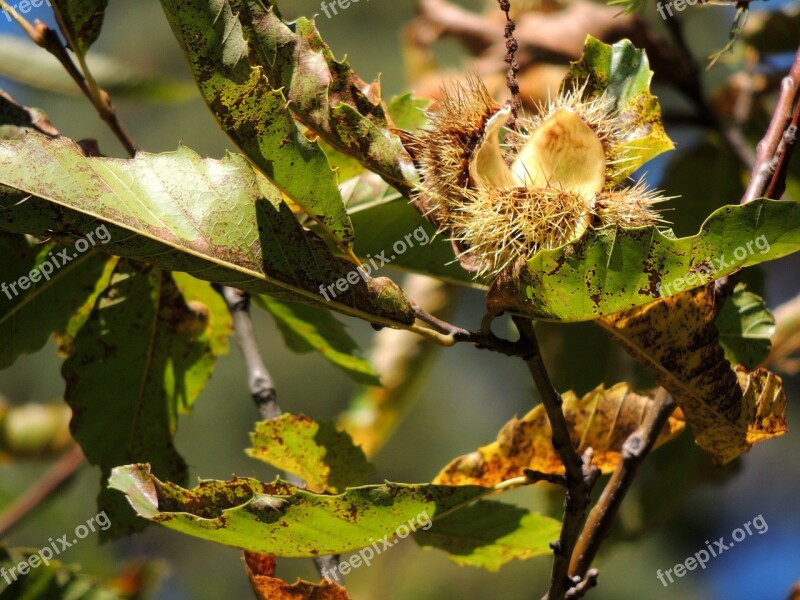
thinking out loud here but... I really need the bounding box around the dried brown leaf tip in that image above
[244,552,352,600]
[413,78,669,278]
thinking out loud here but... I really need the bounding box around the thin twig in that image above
[216,286,342,584]
[218,286,280,420]
[0,0,138,157]
[513,317,599,600]
[495,0,520,127]
[742,44,800,204]
[0,443,85,537]
[569,389,676,579]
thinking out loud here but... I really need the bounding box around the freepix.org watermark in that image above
[656,514,768,587]
[2,0,52,22]
[319,226,431,301]
[656,0,708,20]
[655,234,771,298]
[1,224,111,301]
[319,0,370,19]
[321,511,432,582]
[1,511,111,584]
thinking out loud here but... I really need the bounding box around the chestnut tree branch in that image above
[216,286,342,584]
[569,389,676,579]
[513,317,600,600]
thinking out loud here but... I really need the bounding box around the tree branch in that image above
[216,286,342,584]
[569,389,676,579]
[0,0,138,157]
[0,443,85,537]
[513,317,599,600]
[742,43,800,204]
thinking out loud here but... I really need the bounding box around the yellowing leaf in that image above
[244,552,351,600]
[434,383,683,486]
[247,414,374,493]
[599,286,788,464]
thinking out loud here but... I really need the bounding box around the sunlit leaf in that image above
[599,285,788,463]
[562,36,673,182]
[435,382,684,486]
[108,463,489,556]
[159,0,355,252]
[221,0,418,193]
[489,198,800,322]
[247,414,375,493]
[0,134,415,328]
[244,553,352,600]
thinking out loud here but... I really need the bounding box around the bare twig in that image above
[0,443,85,537]
[216,286,342,584]
[569,389,676,579]
[0,0,138,157]
[513,317,600,600]
[495,0,520,126]
[742,44,800,204]
[565,569,599,599]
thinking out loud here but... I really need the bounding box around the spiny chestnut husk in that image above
[413,77,669,278]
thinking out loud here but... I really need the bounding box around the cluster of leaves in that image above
[0,0,798,597]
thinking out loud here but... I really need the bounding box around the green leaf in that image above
[0,36,196,102]
[51,0,109,57]
[211,0,417,193]
[716,284,775,369]
[108,463,488,557]
[172,273,232,372]
[0,547,123,599]
[562,36,674,182]
[63,261,220,537]
[414,500,561,571]
[349,198,473,286]
[387,94,431,132]
[158,0,355,252]
[489,199,800,322]
[247,414,375,493]
[255,295,380,385]
[0,233,110,369]
[0,134,415,328]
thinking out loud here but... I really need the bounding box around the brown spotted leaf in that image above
[228,0,417,193]
[598,286,788,464]
[434,383,683,486]
[244,552,351,600]
[247,414,375,493]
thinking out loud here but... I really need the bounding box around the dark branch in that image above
[742,43,800,204]
[513,317,600,600]
[216,286,342,584]
[569,389,676,579]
